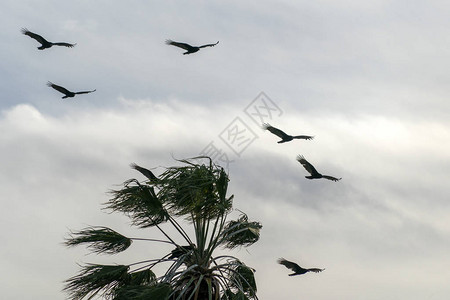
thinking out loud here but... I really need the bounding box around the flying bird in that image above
[263,123,313,143]
[165,39,219,55]
[296,155,341,182]
[21,28,76,50]
[47,82,96,99]
[130,163,158,182]
[277,258,324,276]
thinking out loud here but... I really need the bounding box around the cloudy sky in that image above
[1,1,450,299]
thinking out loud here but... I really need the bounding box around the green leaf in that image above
[65,226,132,254]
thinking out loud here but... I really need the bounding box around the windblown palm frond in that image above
[106,180,169,227]
[64,264,129,299]
[220,213,262,249]
[113,283,172,300]
[65,226,132,254]
[156,160,233,220]
[229,264,257,298]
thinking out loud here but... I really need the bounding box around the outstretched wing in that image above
[75,89,96,95]
[198,41,219,48]
[165,39,194,51]
[21,28,48,45]
[47,81,71,95]
[130,163,158,181]
[52,42,76,48]
[277,258,301,272]
[296,155,320,176]
[293,135,314,140]
[307,268,324,273]
[322,175,341,182]
[263,123,290,140]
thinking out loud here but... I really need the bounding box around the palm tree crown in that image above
[64,157,262,300]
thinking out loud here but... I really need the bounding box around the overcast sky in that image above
[1,1,450,299]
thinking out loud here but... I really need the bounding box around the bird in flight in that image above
[21,28,76,50]
[277,258,324,276]
[165,39,219,55]
[130,163,158,182]
[263,123,313,144]
[296,155,341,181]
[47,82,96,99]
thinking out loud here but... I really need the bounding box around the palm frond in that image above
[113,283,172,300]
[65,226,132,254]
[106,180,169,227]
[124,268,156,286]
[220,214,262,249]
[221,289,251,300]
[64,264,129,299]
[229,265,257,298]
[157,162,232,220]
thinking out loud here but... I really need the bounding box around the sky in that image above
[1,1,450,299]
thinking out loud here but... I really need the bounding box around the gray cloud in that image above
[1,96,450,299]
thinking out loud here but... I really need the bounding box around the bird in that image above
[168,245,195,259]
[277,258,324,276]
[47,82,96,99]
[21,28,76,50]
[263,123,313,143]
[296,155,341,182]
[130,163,158,182]
[165,39,219,55]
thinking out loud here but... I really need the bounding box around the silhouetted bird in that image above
[277,258,324,276]
[130,163,158,182]
[168,245,195,259]
[263,123,313,143]
[297,155,341,181]
[21,28,76,50]
[47,82,96,99]
[165,39,219,55]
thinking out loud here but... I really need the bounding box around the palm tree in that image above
[64,157,261,300]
